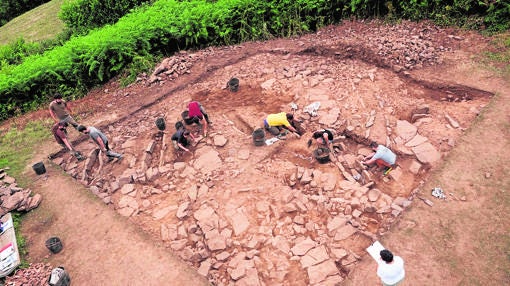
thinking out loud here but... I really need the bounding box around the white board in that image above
[366,241,385,263]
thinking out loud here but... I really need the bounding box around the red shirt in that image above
[188,101,202,117]
[52,123,67,146]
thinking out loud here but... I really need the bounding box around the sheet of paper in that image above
[366,241,385,262]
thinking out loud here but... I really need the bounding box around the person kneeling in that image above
[171,129,195,154]
[362,142,396,175]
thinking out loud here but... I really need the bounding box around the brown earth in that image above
[2,20,509,285]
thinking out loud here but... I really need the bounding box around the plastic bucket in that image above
[45,237,63,254]
[155,117,166,131]
[313,147,331,164]
[252,128,265,146]
[32,162,46,175]
[227,78,239,92]
[181,111,195,125]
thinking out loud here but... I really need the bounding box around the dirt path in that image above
[20,159,209,285]
[344,51,510,285]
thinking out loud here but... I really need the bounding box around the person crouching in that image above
[171,128,196,154]
[77,125,123,162]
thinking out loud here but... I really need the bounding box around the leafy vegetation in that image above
[59,0,153,35]
[0,0,508,121]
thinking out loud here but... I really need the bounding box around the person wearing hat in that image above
[77,125,123,161]
[52,121,84,160]
[377,249,405,286]
[264,112,300,137]
[49,93,78,128]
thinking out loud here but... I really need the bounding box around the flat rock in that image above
[307,259,338,284]
[291,237,316,256]
[395,120,417,142]
[118,207,135,217]
[333,224,357,241]
[412,142,441,164]
[405,134,428,147]
[120,184,135,195]
[193,147,222,173]
[118,195,138,209]
[327,215,348,234]
[152,204,177,220]
[367,189,381,202]
[229,211,250,236]
[300,245,329,268]
[176,202,190,219]
[408,160,422,174]
[213,135,228,147]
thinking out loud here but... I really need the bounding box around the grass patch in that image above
[0,119,53,181]
[11,212,29,268]
[0,0,65,45]
[482,32,510,76]
[0,120,54,269]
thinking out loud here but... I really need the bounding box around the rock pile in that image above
[5,262,53,285]
[0,168,42,216]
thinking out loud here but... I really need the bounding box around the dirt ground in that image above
[3,20,509,285]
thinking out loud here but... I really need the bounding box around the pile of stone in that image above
[4,262,53,285]
[0,168,42,216]
[148,50,206,84]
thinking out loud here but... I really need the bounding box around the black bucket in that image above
[32,162,46,175]
[45,237,63,254]
[181,110,195,125]
[252,128,265,146]
[155,117,166,131]
[227,78,239,92]
[313,147,331,164]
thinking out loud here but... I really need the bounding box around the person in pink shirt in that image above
[187,101,210,137]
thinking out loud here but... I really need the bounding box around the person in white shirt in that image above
[377,249,405,286]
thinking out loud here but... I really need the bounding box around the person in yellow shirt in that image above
[264,112,299,136]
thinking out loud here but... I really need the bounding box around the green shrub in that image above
[0,0,509,121]
[59,0,152,35]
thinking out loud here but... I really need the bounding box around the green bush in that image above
[0,0,509,121]
[59,0,153,35]
[0,0,51,27]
